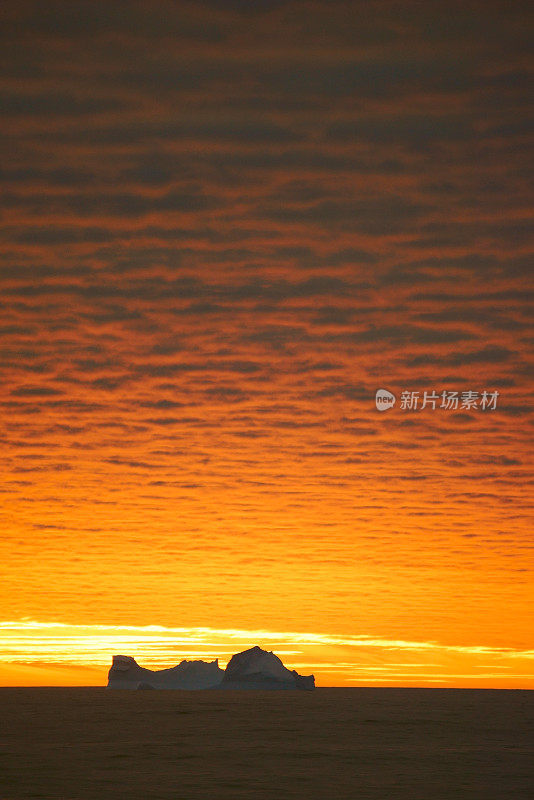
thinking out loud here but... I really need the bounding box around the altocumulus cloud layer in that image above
[0,1,532,683]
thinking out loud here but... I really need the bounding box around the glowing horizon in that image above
[0,620,532,688]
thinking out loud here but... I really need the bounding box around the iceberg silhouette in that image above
[108,654,224,690]
[107,646,315,690]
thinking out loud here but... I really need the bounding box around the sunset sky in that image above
[1,0,533,688]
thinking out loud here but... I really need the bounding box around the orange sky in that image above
[1,0,533,687]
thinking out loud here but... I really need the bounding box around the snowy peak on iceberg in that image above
[223,646,296,683]
[107,646,315,690]
[111,655,140,672]
[222,646,315,690]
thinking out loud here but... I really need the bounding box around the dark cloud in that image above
[4,189,216,218]
[326,114,474,149]
[1,275,358,303]
[260,196,428,233]
[11,227,115,245]
[10,385,64,397]
[30,120,302,148]
[140,399,187,409]
[242,325,312,345]
[0,91,125,117]
[351,325,477,345]
[0,167,98,187]
[136,360,262,377]
[0,0,225,41]
[405,345,513,367]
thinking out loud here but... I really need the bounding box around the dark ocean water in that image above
[0,687,532,799]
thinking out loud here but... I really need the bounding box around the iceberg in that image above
[221,646,315,690]
[107,654,224,690]
[107,646,315,690]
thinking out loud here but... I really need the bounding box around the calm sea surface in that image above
[0,688,532,799]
